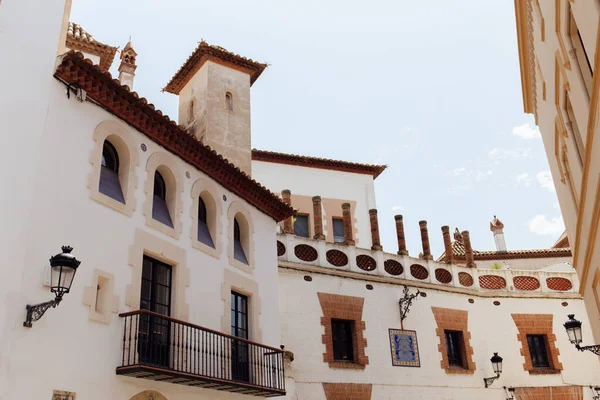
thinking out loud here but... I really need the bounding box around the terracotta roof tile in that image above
[54,51,293,222]
[437,239,572,262]
[252,149,387,179]
[66,22,117,72]
[164,41,267,94]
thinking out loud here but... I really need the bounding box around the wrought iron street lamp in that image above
[591,386,600,400]
[24,246,81,328]
[563,314,600,355]
[504,387,515,400]
[483,353,503,388]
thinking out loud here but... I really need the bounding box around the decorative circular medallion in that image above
[141,143,147,152]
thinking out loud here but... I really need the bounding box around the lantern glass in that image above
[564,314,583,345]
[49,246,81,298]
[490,352,503,374]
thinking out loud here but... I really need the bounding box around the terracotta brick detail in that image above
[431,307,476,374]
[462,230,476,268]
[312,196,326,240]
[514,386,582,400]
[317,293,368,369]
[322,383,372,400]
[511,314,563,374]
[441,225,454,264]
[282,190,293,234]
[419,220,433,260]
[395,215,409,255]
[342,203,355,246]
[369,209,382,250]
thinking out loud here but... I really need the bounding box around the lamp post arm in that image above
[23,297,62,328]
[483,373,500,388]
[575,343,600,356]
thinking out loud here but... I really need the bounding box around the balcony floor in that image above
[116,365,286,398]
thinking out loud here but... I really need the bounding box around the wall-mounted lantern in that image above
[504,386,515,400]
[563,314,600,355]
[591,386,600,400]
[483,352,503,388]
[24,246,81,328]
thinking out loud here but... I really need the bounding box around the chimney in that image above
[118,40,137,89]
[312,196,325,240]
[419,220,433,260]
[369,209,382,251]
[281,190,293,234]
[490,215,507,252]
[395,215,408,255]
[462,230,476,268]
[441,226,454,264]
[342,203,355,246]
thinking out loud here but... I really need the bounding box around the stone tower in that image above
[164,41,267,175]
[118,40,137,89]
[490,215,507,252]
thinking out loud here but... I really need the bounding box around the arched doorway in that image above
[129,390,168,400]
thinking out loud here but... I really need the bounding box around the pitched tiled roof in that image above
[54,51,293,222]
[252,149,387,179]
[66,22,117,72]
[553,231,569,248]
[164,41,267,94]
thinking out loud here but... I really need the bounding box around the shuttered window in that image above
[152,171,173,228]
[197,197,214,248]
[99,141,125,203]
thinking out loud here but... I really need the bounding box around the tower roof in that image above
[164,40,267,94]
[490,215,505,231]
[66,22,117,72]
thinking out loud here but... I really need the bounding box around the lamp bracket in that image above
[576,343,600,356]
[484,373,500,388]
[399,285,420,325]
[23,296,62,328]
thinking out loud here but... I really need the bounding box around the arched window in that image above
[233,217,248,264]
[99,140,125,203]
[152,171,173,228]
[188,99,195,124]
[225,92,233,111]
[197,196,215,248]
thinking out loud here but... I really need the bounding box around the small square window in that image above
[527,334,551,369]
[294,214,310,238]
[444,330,465,368]
[332,319,355,361]
[332,218,345,243]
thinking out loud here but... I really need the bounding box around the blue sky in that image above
[70,0,563,257]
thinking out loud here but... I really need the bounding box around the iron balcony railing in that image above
[116,310,286,397]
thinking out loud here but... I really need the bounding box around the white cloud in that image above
[488,147,533,163]
[391,204,404,212]
[515,172,531,187]
[528,215,565,236]
[536,170,555,192]
[512,123,541,139]
[448,183,473,194]
[445,167,467,177]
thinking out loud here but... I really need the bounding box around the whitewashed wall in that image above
[279,266,600,399]
[0,80,282,400]
[252,161,377,247]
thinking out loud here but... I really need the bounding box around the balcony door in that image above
[139,255,172,367]
[231,291,250,382]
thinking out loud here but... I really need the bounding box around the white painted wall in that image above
[279,267,600,399]
[252,160,377,247]
[0,80,282,400]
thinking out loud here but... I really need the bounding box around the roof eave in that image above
[514,0,534,114]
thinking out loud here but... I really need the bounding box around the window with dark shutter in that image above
[294,214,309,238]
[152,171,174,228]
[234,218,248,264]
[333,218,345,243]
[444,330,465,368]
[331,319,354,361]
[527,334,551,369]
[99,140,125,203]
[197,197,214,248]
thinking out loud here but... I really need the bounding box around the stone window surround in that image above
[88,120,139,216]
[227,201,255,274]
[317,292,368,369]
[126,228,190,321]
[143,152,184,240]
[322,383,372,400]
[221,268,262,342]
[82,269,119,324]
[511,313,563,374]
[190,177,222,259]
[431,307,476,374]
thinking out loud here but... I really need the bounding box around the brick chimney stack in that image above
[395,215,408,255]
[419,220,433,260]
[441,225,454,264]
[342,203,355,246]
[281,190,293,234]
[462,230,476,268]
[369,209,382,251]
[312,196,325,240]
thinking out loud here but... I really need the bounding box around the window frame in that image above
[526,334,552,369]
[293,213,310,238]
[227,204,254,274]
[225,92,233,111]
[332,217,345,243]
[331,319,355,362]
[444,330,466,369]
[152,170,174,228]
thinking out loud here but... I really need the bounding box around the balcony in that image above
[116,310,286,397]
